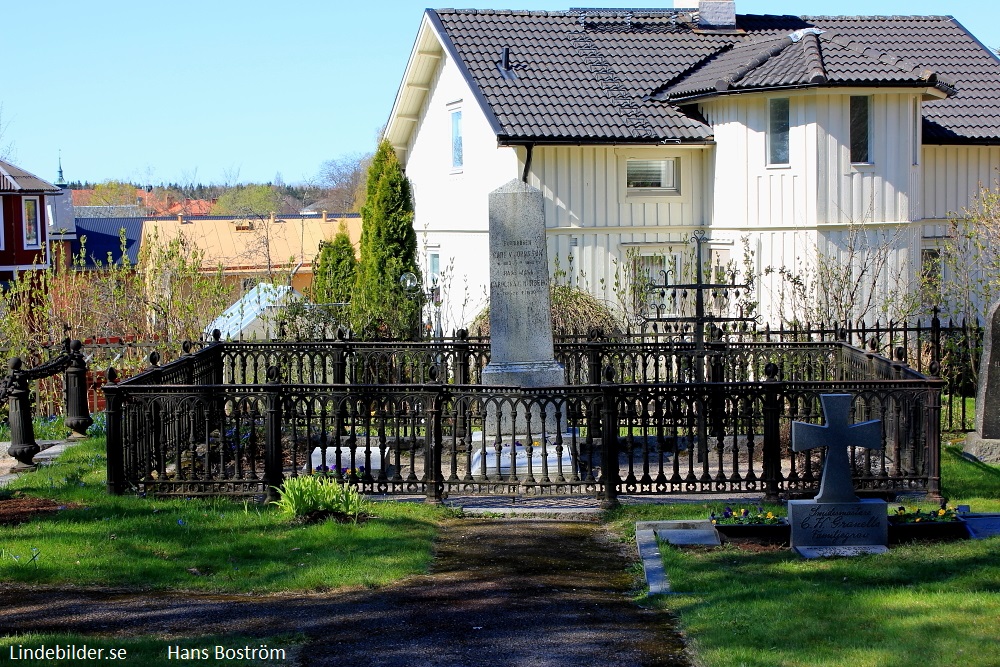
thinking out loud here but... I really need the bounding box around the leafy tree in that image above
[312,222,357,305]
[350,139,420,339]
[91,180,140,207]
[938,180,1000,324]
[211,184,285,217]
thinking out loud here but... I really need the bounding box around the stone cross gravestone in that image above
[966,300,1000,463]
[788,394,889,557]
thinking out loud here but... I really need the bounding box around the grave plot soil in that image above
[0,517,693,667]
[0,495,83,525]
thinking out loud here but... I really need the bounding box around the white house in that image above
[385,2,1000,330]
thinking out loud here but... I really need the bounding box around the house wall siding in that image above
[701,94,816,229]
[0,193,49,276]
[403,50,519,330]
[922,145,1000,221]
[526,144,708,304]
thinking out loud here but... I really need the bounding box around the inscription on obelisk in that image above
[481,179,564,388]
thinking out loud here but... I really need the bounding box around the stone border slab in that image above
[795,545,889,558]
[635,529,670,594]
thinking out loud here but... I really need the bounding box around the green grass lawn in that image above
[3,431,1000,665]
[607,441,1000,667]
[0,438,450,593]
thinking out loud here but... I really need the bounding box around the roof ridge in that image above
[721,35,795,89]
[800,32,828,85]
[799,14,954,20]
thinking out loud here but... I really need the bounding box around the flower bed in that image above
[705,504,970,547]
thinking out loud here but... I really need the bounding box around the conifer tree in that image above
[351,139,421,339]
[312,222,357,305]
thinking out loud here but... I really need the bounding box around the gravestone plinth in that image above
[481,180,564,434]
[966,300,1000,463]
[788,499,888,554]
[790,394,888,558]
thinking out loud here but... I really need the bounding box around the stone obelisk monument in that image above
[481,179,564,389]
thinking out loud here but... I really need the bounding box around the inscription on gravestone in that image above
[788,394,888,556]
[481,179,564,388]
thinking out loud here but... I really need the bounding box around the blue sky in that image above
[3,1,997,187]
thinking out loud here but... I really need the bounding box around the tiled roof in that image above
[655,28,956,102]
[0,159,59,193]
[428,9,1000,144]
[430,9,727,142]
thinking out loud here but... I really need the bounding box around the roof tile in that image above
[431,9,1000,143]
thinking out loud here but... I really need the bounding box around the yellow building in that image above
[141,211,361,295]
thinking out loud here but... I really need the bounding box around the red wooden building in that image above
[0,159,61,282]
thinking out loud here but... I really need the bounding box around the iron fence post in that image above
[762,362,782,502]
[925,380,944,502]
[64,340,93,439]
[929,307,941,377]
[587,329,603,385]
[103,368,126,494]
[264,365,284,501]
[454,328,470,438]
[424,368,444,503]
[6,358,39,471]
[331,328,348,384]
[600,366,620,509]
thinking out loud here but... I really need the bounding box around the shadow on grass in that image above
[942,445,1000,500]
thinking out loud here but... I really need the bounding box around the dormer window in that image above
[850,96,872,164]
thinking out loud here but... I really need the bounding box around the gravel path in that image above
[0,518,692,667]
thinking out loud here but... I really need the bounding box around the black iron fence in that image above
[104,339,943,502]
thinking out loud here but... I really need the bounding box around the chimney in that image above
[698,0,736,31]
[321,210,328,223]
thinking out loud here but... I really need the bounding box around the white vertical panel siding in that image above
[403,51,519,329]
[703,94,814,228]
[815,92,917,224]
[922,145,1000,220]
[529,145,707,297]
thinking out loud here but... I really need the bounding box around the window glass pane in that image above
[920,248,941,305]
[23,198,39,248]
[769,98,790,164]
[451,110,463,169]
[627,159,676,190]
[429,252,440,278]
[850,96,870,163]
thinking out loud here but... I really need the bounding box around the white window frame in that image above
[767,97,791,167]
[22,196,42,250]
[617,149,691,204]
[0,198,5,251]
[448,103,463,173]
